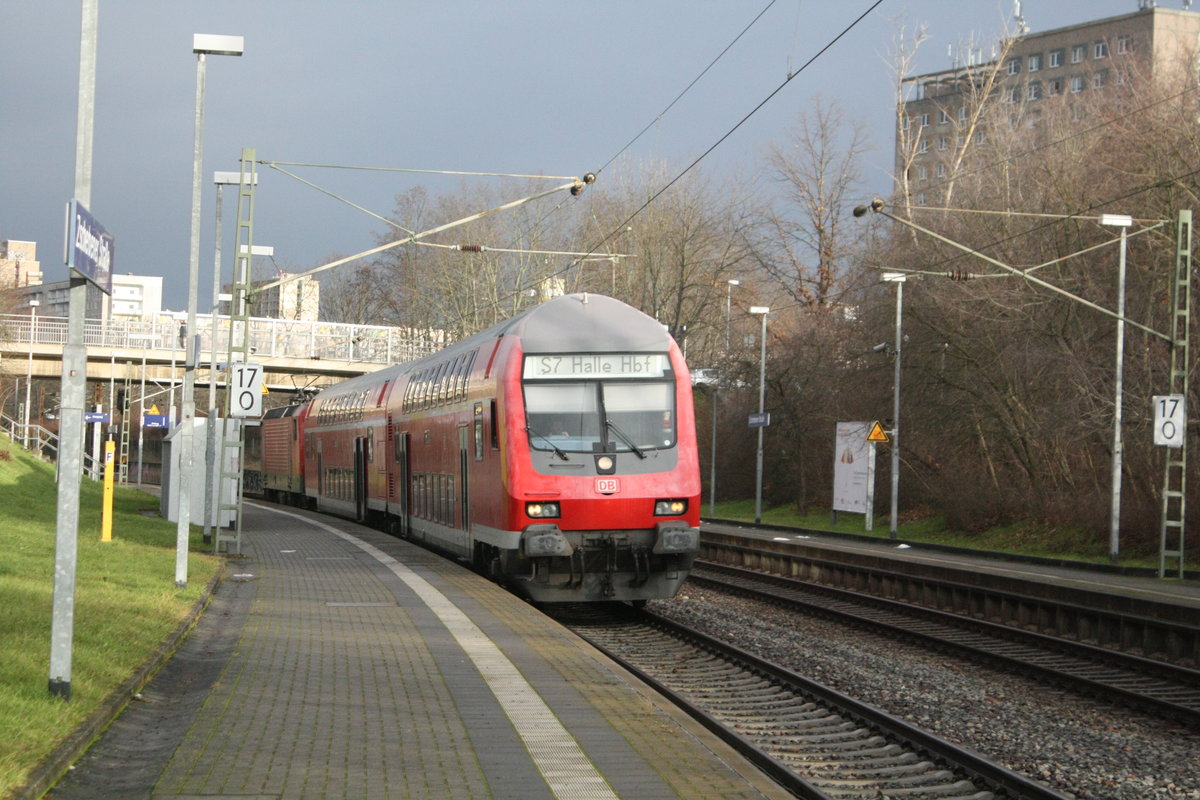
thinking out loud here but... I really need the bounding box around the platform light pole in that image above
[749,306,769,524]
[725,279,740,352]
[1101,213,1133,564]
[178,33,243,587]
[882,272,906,540]
[24,299,39,448]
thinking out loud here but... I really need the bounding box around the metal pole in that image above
[1110,225,1128,563]
[203,181,225,545]
[24,303,36,448]
[137,344,146,488]
[754,311,767,524]
[50,0,98,701]
[890,279,903,539]
[176,51,207,588]
[709,387,718,517]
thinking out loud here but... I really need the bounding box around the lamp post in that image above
[1101,213,1133,564]
[178,33,243,588]
[24,299,39,449]
[725,279,740,352]
[749,306,769,524]
[881,272,906,539]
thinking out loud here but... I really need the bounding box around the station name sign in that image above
[65,199,114,295]
[524,353,669,380]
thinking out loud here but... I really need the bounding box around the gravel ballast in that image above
[651,586,1200,800]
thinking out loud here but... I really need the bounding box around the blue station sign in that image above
[66,199,114,295]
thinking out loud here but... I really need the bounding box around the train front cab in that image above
[499,347,701,603]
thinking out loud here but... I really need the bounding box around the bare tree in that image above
[756,94,873,309]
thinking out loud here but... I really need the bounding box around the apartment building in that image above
[896,4,1200,206]
[0,240,43,289]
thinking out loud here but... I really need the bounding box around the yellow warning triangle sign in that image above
[866,420,890,443]
[149,405,160,415]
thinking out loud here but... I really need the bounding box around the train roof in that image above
[311,294,673,399]
[494,293,670,354]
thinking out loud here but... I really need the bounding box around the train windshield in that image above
[524,381,676,453]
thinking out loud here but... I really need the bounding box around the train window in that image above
[523,379,676,453]
[525,383,602,452]
[602,382,676,449]
[489,399,499,450]
[474,402,484,460]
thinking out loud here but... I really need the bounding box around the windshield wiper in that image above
[605,419,646,459]
[525,426,569,461]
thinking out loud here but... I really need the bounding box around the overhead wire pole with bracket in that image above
[213,155,601,553]
[853,199,1188,575]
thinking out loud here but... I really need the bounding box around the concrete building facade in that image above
[896,5,1200,206]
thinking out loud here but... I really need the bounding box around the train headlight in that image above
[526,501,561,519]
[654,499,687,516]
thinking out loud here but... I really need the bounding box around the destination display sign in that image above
[523,353,669,380]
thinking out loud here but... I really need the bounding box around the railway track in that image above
[559,604,1068,800]
[690,562,1200,729]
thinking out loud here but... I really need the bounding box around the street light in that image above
[24,299,39,449]
[881,272,906,539]
[725,279,740,352]
[1101,213,1133,564]
[749,306,769,524]
[178,33,243,588]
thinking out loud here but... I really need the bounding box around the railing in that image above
[2,412,107,478]
[0,314,447,366]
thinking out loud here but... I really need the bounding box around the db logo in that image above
[594,478,620,494]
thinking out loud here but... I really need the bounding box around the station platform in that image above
[44,503,790,800]
[703,519,1200,613]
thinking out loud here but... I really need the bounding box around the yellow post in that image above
[101,439,115,542]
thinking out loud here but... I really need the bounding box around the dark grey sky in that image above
[0,1,1140,310]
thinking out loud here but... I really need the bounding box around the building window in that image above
[901,116,910,131]
[937,109,949,124]
[1094,41,1108,59]
[917,165,928,181]
[918,139,929,154]
[915,192,927,206]
[1049,49,1064,68]
[1071,75,1085,93]
[919,112,930,127]
[957,106,968,122]
[1028,81,1042,100]
[1047,78,1063,95]
[1117,36,1131,55]
[1006,58,1021,75]
[1028,53,1042,72]
[936,163,947,178]
[1093,70,1107,89]
[957,134,967,147]
[1071,44,1086,64]
[937,136,949,151]
[1004,86,1018,104]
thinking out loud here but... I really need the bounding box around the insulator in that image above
[459,245,483,253]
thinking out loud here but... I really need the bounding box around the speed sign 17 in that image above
[1153,395,1186,448]
[230,362,263,418]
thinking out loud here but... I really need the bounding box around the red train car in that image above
[261,294,701,603]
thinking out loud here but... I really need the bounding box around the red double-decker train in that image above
[248,293,701,603]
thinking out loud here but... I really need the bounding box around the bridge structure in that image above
[0,312,444,417]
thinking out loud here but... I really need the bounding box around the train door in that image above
[354,436,368,522]
[396,431,411,537]
[458,425,470,533]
